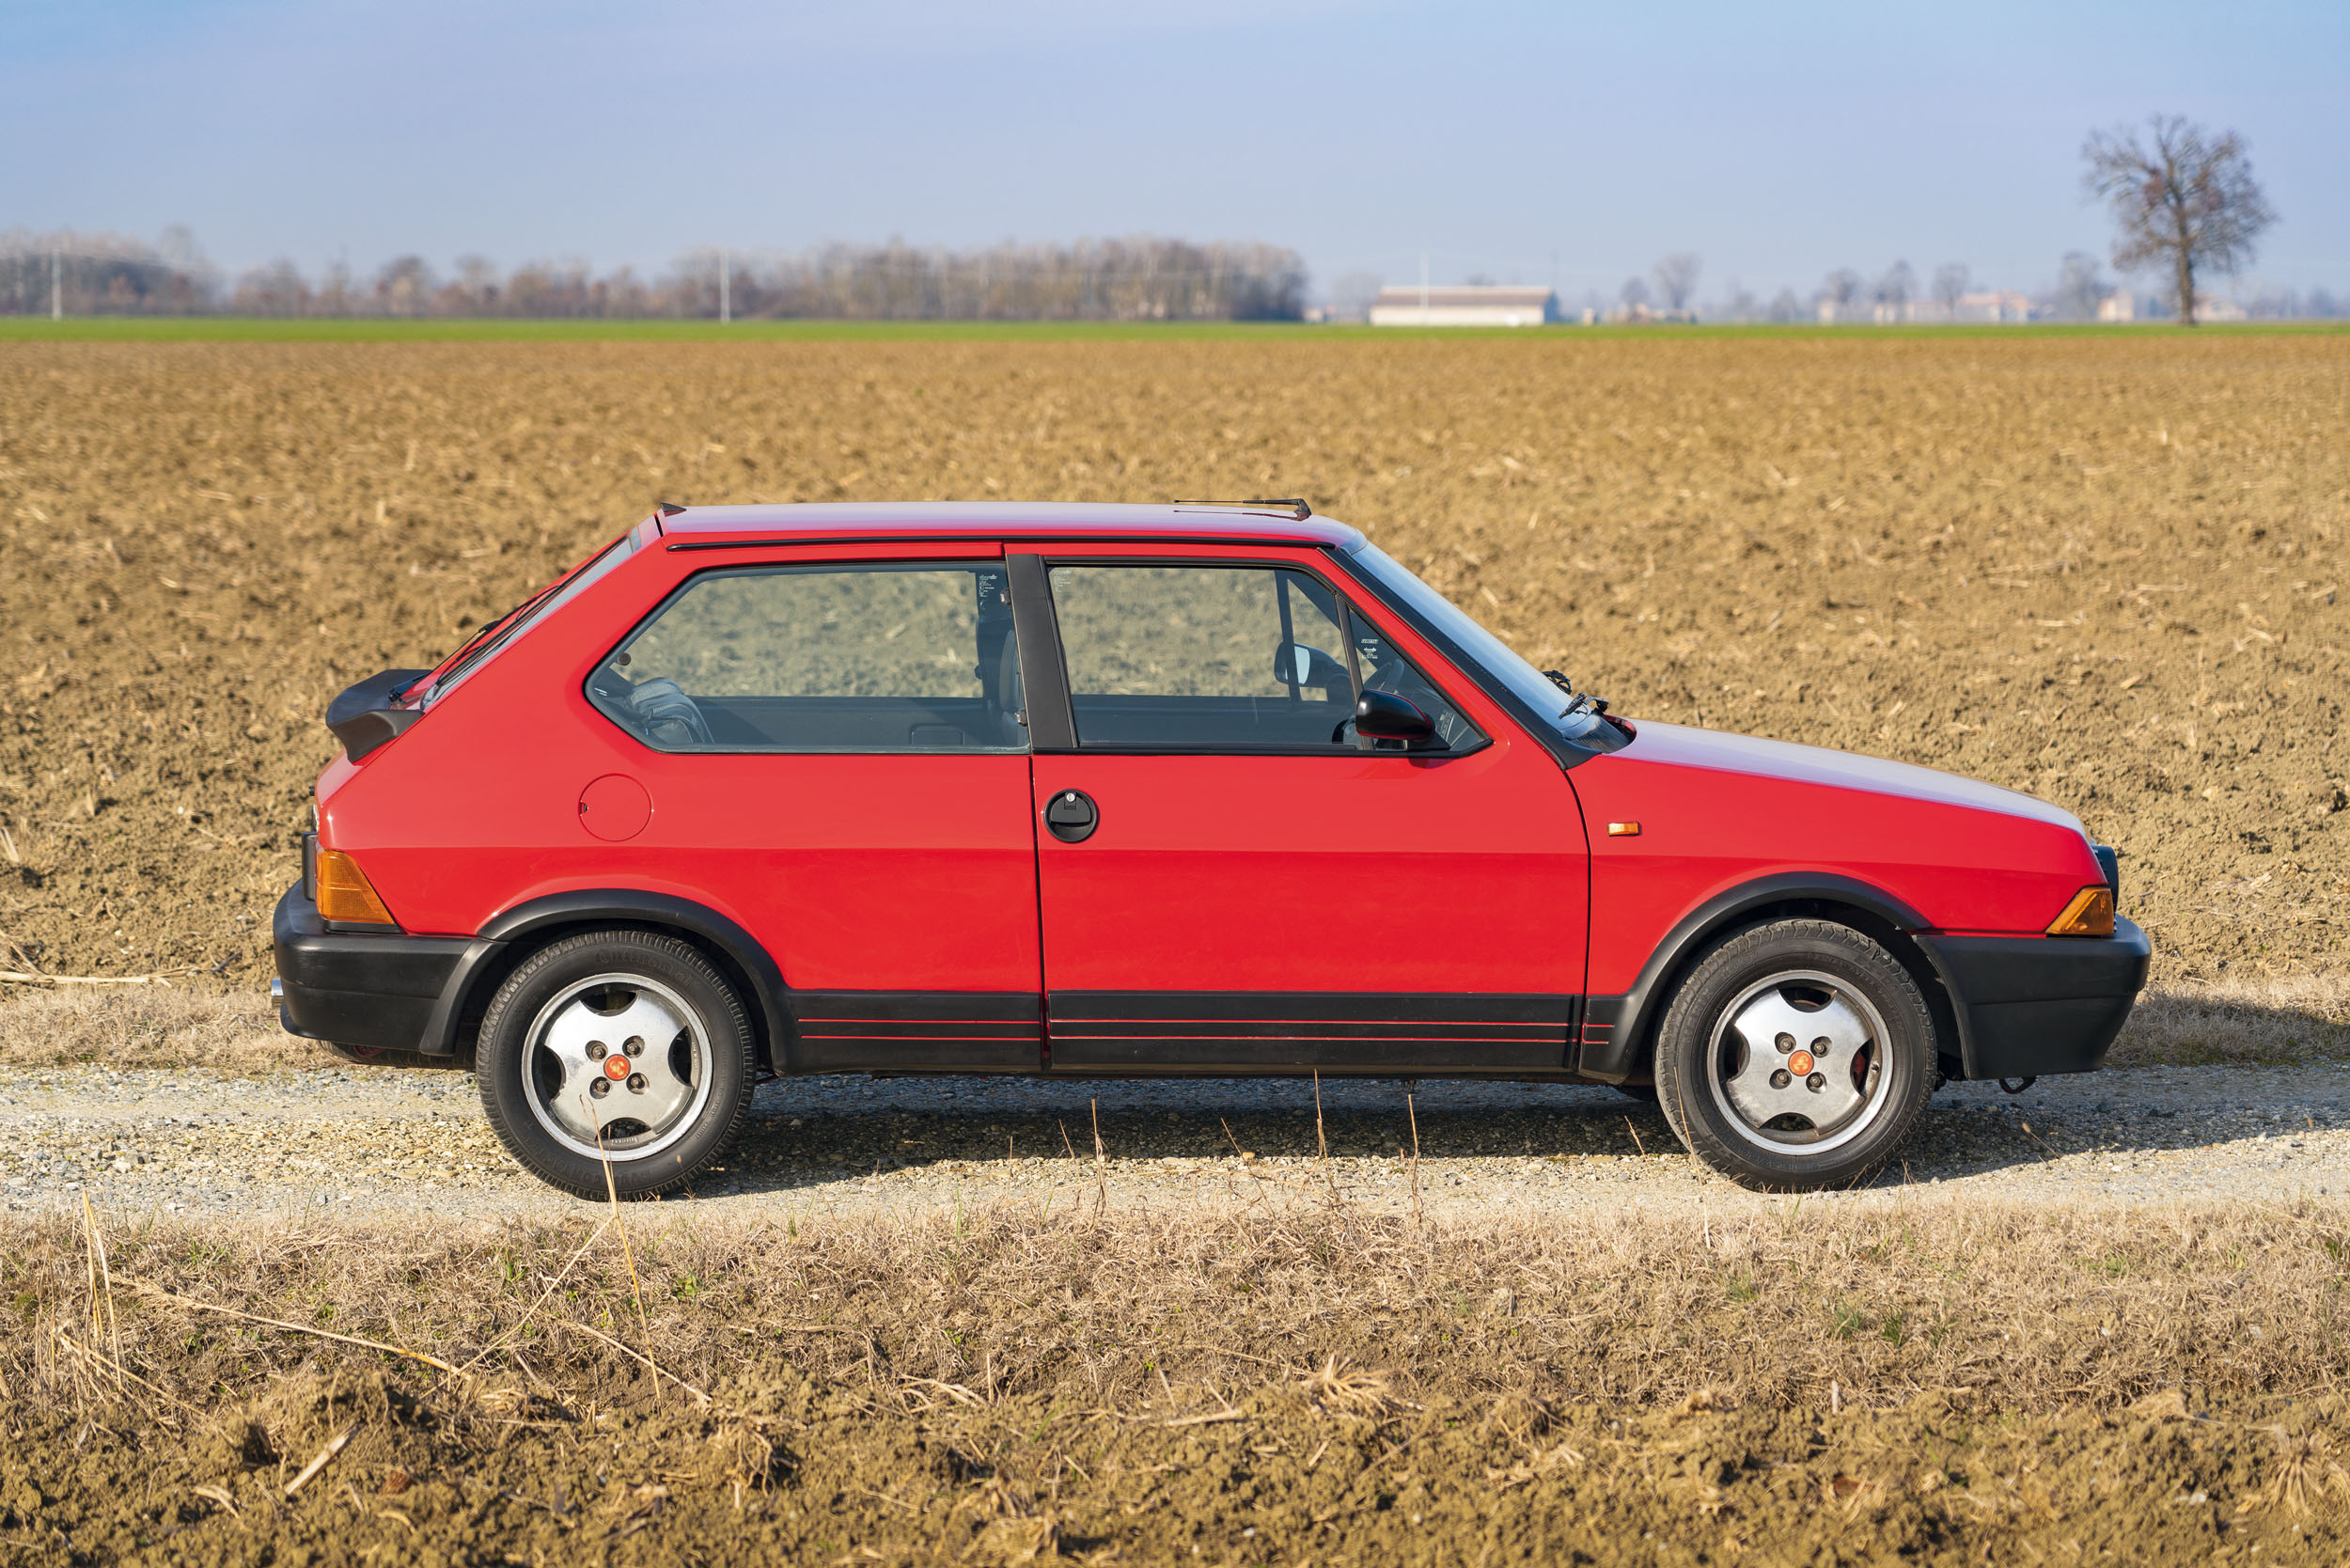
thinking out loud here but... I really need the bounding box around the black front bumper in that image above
[273,884,490,1055]
[1918,917,2151,1079]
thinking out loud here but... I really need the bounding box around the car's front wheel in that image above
[1653,919,1935,1191]
[477,930,756,1200]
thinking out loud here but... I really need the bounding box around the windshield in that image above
[422,518,653,705]
[1345,541,1629,754]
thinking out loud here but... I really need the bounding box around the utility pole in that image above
[1419,250,1430,324]
[51,245,63,321]
[718,246,730,323]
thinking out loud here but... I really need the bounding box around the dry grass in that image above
[2115,975,2350,1065]
[8,1200,2350,1561]
[7,1198,2347,1421]
[0,984,283,1071]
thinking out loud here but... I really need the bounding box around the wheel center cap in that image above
[1787,1049,1815,1076]
[603,1055,631,1081]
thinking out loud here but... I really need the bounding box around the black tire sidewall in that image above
[477,931,754,1200]
[1654,920,1935,1191]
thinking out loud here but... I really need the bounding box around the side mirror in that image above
[1355,689,1436,745]
[1273,642,1350,691]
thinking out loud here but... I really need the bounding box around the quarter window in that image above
[1047,564,1476,751]
[589,562,1025,752]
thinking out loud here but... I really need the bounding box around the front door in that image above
[1025,552,1588,1073]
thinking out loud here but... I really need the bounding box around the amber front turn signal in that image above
[2045,885,2115,938]
[316,849,398,927]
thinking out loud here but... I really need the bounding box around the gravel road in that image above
[5,1060,2346,1225]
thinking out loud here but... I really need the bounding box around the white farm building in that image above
[1369,285,1559,327]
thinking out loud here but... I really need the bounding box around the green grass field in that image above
[1,315,2340,343]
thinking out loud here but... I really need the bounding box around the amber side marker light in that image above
[2045,885,2116,938]
[316,850,398,927]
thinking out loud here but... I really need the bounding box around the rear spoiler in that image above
[325,668,431,761]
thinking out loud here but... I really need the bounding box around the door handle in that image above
[1043,789,1099,843]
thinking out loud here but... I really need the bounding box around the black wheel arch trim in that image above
[461,890,791,1071]
[1575,873,1932,1084]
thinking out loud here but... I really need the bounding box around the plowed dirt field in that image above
[0,332,2344,987]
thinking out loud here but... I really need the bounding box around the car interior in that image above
[584,557,1478,755]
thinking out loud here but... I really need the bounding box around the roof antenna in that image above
[654,501,687,517]
[1245,498,1312,520]
[1171,497,1312,520]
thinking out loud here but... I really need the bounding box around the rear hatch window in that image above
[418,517,654,707]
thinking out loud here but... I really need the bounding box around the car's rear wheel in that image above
[1653,919,1935,1191]
[477,930,755,1200]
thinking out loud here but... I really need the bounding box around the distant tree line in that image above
[1590,252,2340,325]
[0,226,218,315]
[0,232,1308,321]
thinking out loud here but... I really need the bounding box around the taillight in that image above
[2045,885,2116,938]
[316,849,398,927]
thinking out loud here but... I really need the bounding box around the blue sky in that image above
[8,0,2345,300]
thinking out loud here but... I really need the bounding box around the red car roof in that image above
[652,501,1365,551]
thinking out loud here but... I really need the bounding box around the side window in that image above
[1047,564,1477,752]
[588,562,1024,752]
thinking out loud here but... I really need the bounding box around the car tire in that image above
[476,930,755,1200]
[1653,919,1935,1192]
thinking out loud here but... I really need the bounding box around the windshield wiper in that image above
[1542,668,1609,721]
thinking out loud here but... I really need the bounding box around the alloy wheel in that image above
[1704,968,1890,1155]
[520,972,713,1162]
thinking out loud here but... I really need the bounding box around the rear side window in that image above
[588,562,1025,752]
[1048,563,1477,751]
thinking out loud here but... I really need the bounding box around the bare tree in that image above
[1652,252,1701,312]
[2083,114,2275,326]
[232,259,311,316]
[1872,259,1916,315]
[318,259,354,316]
[373,256,434,317]
[1619,276,1652,311]
[2053,252,2109,321]
[1932,263,1969,315]
[449,255,500,312]
[1817,268,1861,321]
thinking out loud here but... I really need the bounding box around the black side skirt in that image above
[785,992,1042,1073]
[1047,992,1579,1074]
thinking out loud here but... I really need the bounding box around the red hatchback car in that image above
[274,501,2147,1197]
